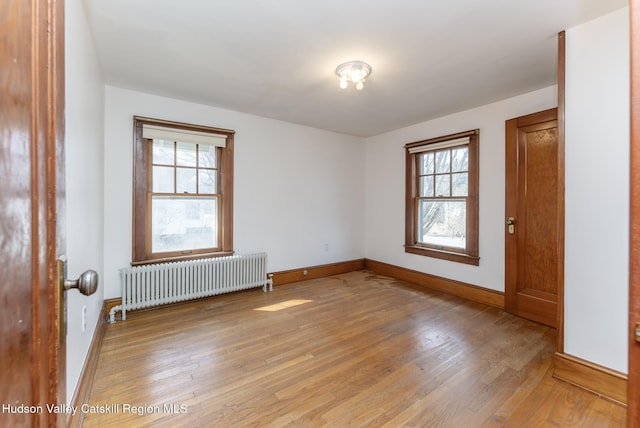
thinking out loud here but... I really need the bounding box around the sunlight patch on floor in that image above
[254,299,313,312]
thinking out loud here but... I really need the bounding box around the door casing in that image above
[628,0,640,425]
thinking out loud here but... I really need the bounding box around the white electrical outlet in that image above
[82,305,87,332]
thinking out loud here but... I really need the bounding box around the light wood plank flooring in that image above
[83,271,626,427]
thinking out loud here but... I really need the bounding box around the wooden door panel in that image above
[0,0,65,426]
[519,124,558,298]
[506,109,559,328]
[515,294,558,328]
[0,2,37,424]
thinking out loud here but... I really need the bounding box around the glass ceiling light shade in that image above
[336,61,372,91]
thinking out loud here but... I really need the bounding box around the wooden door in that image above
[0,0,66,426]
[629,0,640,425]
[505,108,560,328]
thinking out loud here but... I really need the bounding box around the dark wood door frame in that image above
[629,1,640,426]
[556,31,566,353]
[0,0,66,426]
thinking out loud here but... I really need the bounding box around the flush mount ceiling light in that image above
[336,60,372,91]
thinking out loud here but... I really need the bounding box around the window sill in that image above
[131,251,234,266]
[404,245,479,266]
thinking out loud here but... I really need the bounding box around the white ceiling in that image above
[83,0,627,137]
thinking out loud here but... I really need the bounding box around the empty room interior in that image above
[41,0,638,426]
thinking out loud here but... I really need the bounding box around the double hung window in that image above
[132,117,234,264]
[405,130,479,265]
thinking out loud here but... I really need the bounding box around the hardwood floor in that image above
[83,271,626,427]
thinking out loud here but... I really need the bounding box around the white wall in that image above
[65,0,105,404]
[364,87,557,291]
[103,87,365,299]
[564,8,629,373]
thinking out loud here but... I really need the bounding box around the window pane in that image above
[451,147,468,172]
[199,145,217,168]
[435,174,450,196]
[420,152,434,175]
[199,170,217,194]
[419,176,434,197]
[153,140,174,165]
[176,167,197,193]
[435,150,450,173]
[176,142,197,167]
[452,173,468,197]
[418,199,466,249]
[151,196,217,253]
[152,166,174,193]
